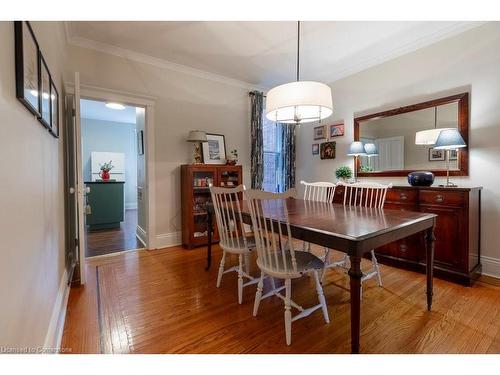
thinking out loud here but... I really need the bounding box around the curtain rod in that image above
[248,92,267,98]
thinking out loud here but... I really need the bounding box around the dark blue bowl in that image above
[408,171,434,187]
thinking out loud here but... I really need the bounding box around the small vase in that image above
[100,170,110,181]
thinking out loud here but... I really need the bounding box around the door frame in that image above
[66,81,158,254]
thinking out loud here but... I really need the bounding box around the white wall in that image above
[297,22,500,275]
[0,21,69,347]
[81,118,138,209]
[67,43,254,247]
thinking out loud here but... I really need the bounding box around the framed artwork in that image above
[14,21,41,117]
[137,130,144,155]
[312,143,319,155]
[320,141,336,160]
[49,79,59,138]
[450,149,458,161]
[429,148,445,161]
[313,125,326,140]
[202,133,226,164]
[329,122,345,138]
[38,52,51,129]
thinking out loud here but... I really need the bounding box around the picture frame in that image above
[320,141,336,160]
[450,149,458,161]
[329,122,345,138]
[137,130,144,155]
[312,143,319,155]
[38,51,51,129]
[313,125,326,140]
[429,148,445,161]
[202,133,226,164]
[49,79,59,138]
[14,21,41,117]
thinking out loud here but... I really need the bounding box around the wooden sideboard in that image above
[333,185,482,285]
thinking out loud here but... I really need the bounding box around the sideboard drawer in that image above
[386,189,418,205]
[419,190,466,207]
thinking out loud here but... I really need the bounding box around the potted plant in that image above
[335,165,352,183]
[99,160,114,181]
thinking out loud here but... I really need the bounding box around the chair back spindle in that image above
[338,182,393,208]
[300,180,336,203]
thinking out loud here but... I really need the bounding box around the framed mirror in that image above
[354,93,469,177]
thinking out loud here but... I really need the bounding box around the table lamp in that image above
[347,141,366,182]
[433,129,466,187]
[364,143,378,172]
[186,130,207,164]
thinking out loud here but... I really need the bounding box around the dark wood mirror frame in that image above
[354,92,469,177]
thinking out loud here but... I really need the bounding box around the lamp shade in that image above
[364,143,378,156]
[433,129,466,150]
[415,127,454,145]
[265,81,333,124]
[347,141,367,156]
[186,130,207,143]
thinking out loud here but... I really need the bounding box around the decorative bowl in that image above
[408,171,435,187]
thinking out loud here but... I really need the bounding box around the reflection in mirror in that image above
[359,102,459,172]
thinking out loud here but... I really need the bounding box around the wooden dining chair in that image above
[210,185,259,304]
[331,181,393,297]
[246,188,329,346]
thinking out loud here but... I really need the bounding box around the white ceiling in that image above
[67,21,485,88]
[80,99,137,124]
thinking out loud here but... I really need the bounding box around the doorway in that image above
[80,99,144,257]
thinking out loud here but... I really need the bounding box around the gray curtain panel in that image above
[250,91,264,189]
[280,123,296,191]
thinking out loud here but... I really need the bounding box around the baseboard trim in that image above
[125,203,138,210]
[481,256,500,279]
[156,231,182,249]
[136,225,147,247]
[43,269,70,351]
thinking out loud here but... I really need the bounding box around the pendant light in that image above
[415,106,453,145]
[265,21,333,124]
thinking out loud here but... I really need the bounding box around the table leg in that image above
[425,226,435,311]
[205,210,213,271]
[348,255,362,354]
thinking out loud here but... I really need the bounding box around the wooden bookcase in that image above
[181,164,243,249]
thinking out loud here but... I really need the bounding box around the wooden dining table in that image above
[205,198,437,353]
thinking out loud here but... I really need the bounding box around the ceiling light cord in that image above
[296,21,300,82]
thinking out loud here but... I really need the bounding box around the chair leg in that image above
[371,250,383,287]
[320,248,331,282]
[238,254,244,304]
[216,251,226,288]
[253,271,265,317]
[313,270,330,323]
[284,279,292,346]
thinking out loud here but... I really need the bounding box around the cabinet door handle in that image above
[400,193,408,201]
[400,244,408,253]
[435,195,444,203]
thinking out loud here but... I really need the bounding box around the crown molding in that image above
[325,21,488,84]
[66,32,269,92]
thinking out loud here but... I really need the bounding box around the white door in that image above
[74,72,86,284]
[374,136,405,171]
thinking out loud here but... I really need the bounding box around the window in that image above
[262,115,283,192]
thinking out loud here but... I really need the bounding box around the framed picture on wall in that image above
[450,149,458,161]
[38,52,51,129]
[202,133,226,164]
[320,141,336,160]
[329,122,345,138]
[312,143,319,155]
[49,79,59,138]
[313,125,326,140]
[14,21,41,117]
[429,148,445,161]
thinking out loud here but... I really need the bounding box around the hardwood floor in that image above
[61,244,500,353]
[85,209,143,258]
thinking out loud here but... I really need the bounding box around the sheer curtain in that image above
[250,91,264,189]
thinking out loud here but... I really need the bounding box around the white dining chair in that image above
[331,181,393,297]
[210,185,260,304]
[246,188,329,346]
